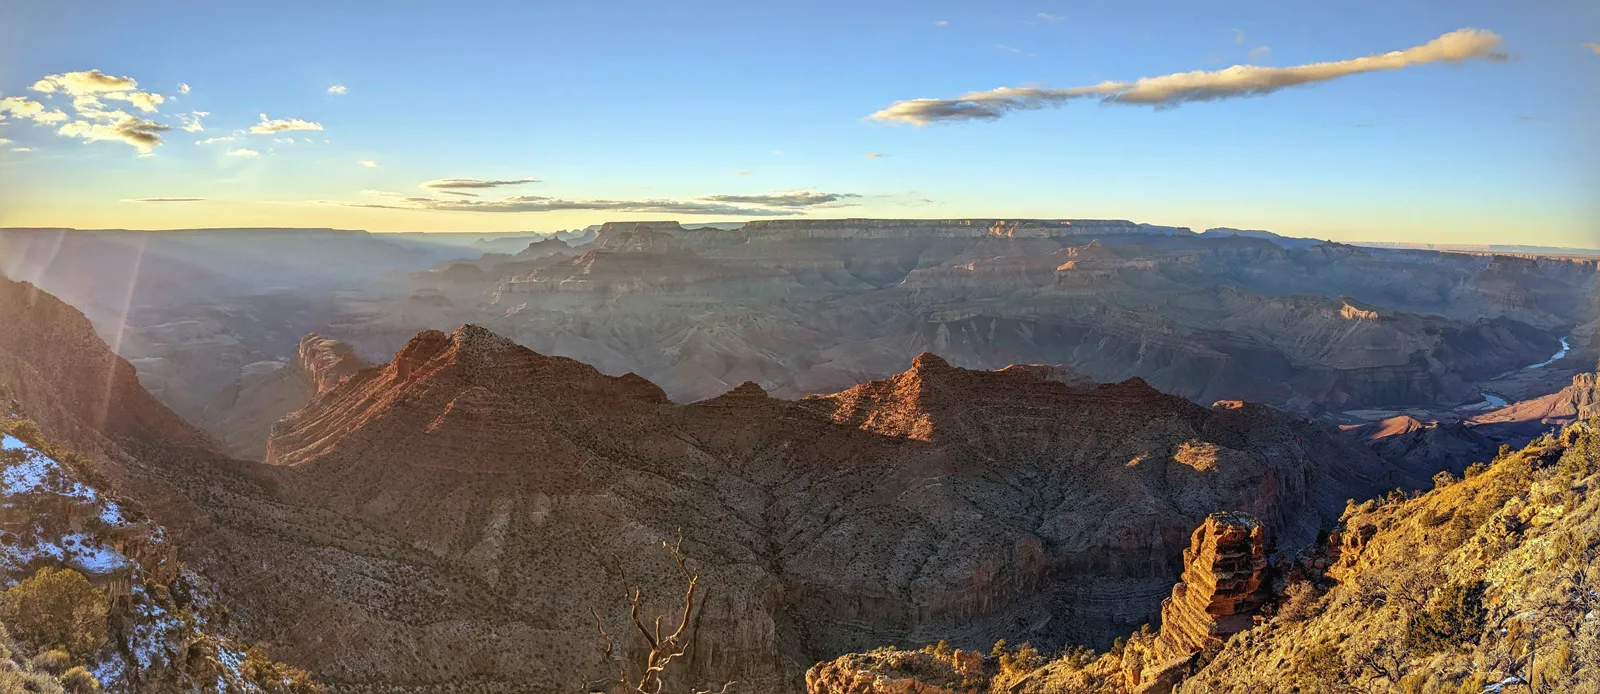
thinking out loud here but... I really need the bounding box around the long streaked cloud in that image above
[248,113,324,134]
[226,147,260,157]
[124,197,205,202]
[420,177,540,189]
[871,28,1506,125]
[329,188,865,216]
[695,191,861,208]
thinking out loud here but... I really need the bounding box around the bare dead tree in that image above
[589,535,733,694]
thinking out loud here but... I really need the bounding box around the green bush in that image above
[0,567,108,660]
[1404,580,1487,655]
[57,666,99,693]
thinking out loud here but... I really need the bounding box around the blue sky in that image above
[0,0,1596,246]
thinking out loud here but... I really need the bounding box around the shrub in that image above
[994,641,1042,682]
[57,666,99,693]
[0,567,108,660]
[1404,580,1487,655]
[1294,643,1344,688]
[1464,462,1488,478]
[32,648,72,674]
[1278,581,1320,622]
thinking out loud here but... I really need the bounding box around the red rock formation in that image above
[297,333,367,394]
[1121,512,1268,693]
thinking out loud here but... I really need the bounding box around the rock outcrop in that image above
[1119,513,1267,693]
[194,333,369,460]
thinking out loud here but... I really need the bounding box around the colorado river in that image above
[1523,336,1571,371]
[1477,336,1570,408]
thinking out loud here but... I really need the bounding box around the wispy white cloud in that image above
[226,147,260,157]
[196,135,235,145]
[1587,42,1600,54]
[420,177,539,189]
[177,83,191,95]
[248,113,323,134]
[733,170,754,176]
[124,197,204,202]
[1232,28,1246,45]
[358,160,379,168]
[771,149,786,156]
[872,28,1507,124]
[328,84,348,95]
[862,152,887,159]
[1248,45,1272,62]
[1032,13,1063,23]
[934,20,948,27]
[178,111,208,132]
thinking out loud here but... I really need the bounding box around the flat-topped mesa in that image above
[738,218,1190,240]
[296,333,367,394]
[594,220,687,236]
[1122,512,1268,694]
[594,224,682,252]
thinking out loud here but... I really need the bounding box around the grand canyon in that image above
[3,3,1597,692]
[1,217,1597,693]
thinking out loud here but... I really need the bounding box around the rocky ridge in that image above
[247,320,1414,691]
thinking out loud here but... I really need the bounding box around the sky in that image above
[1,0,1597,247]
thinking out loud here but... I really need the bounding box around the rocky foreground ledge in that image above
[805,512,1270,694]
